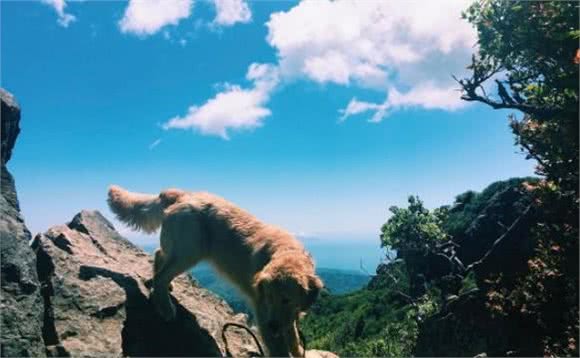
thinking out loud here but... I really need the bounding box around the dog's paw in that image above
[145,279,173,292]
[150,291,177,321]
[160,302,177,321]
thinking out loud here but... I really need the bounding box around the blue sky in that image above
[2,0,535,247]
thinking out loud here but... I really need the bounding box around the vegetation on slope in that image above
[193,266,371,319]
[301,178,541,356]
[301,1,579,356]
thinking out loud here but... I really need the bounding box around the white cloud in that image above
[339,98,386,123]
[119,0,194,36]
[266,0,475,122]
[340,82,467,123]
[164,0,476,138]
[266,0,476,87]
[387,84,466,111]
[163,63,279,139]
[212,0,252,27]
[41,0,76,27]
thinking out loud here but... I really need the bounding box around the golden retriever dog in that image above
[107,185,323,357]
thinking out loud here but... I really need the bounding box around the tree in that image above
[457,1,579,355]
[380,196,451,297]
[457,0,579,193]
[380,196,448,253]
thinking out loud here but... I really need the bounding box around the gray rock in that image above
[0,89,46,357]
[1,89,21,166]
[34,210,260,357]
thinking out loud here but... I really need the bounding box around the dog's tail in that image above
[107,185,165,233]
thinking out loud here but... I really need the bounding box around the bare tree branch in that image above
[464,204,533,274]
[359,258,371,276]
[453,63,568,117]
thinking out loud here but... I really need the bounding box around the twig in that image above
[222,322,265,357]
[222,322,308,358]
[359,258,371,276]
[394,290,418,307]
[464,204,533,274]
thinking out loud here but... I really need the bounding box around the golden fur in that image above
[107,185,323,357]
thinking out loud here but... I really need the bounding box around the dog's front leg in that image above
[150,282,176,321]
[287,321,305,357]
[256,309,290,357]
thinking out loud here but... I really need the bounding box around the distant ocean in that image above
[140,237,387,274]
[301,238,386,273]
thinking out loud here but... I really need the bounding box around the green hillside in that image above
[300,175,578,356]
[191,266,371,318]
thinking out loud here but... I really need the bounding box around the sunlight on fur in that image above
[107,185,323,357]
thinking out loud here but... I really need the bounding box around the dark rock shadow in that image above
[78,265,222,357]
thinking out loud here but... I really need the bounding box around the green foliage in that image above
[315,268,372,295]
[304,176,577,356]
[339,318,418,357]
[380,196,448,252]
[460,0,579,192]
[458,271,477,295]
[192,266,371,322]
[444,177,537,240]
[303,2,578,357]
[483,181,580,356]
[459,1,579,355]
[300,262,419,357]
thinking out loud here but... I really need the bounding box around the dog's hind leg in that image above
[151,208,206,321]
[151,258,197,321]
[149,248,173,291]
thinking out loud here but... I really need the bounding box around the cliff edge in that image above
[32,210,258,356]
[0,89,46,357]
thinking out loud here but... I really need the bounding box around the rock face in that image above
[0,89,337,357]
[1,89,21,167]
[0,89,46,357]
[32,210,259,357]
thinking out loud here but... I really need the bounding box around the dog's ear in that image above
[302,275,323,310]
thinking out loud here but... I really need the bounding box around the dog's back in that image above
[107,185,320,356]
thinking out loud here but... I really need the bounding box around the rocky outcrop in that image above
[1,89,21,167]
[0,89,46,357]
[32,210,259,357]
[0,88,337,357]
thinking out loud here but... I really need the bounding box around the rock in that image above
[0,192,46,357]
[33,210,259,357]
[0,88,337,357]
[1,89,21,166]
[305,349,339,358]
[0,89,46,357]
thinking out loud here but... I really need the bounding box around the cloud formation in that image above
[165,0,476,138]
[267,0,475,87]
[41,0,76,27]
[163,63,280,139]
[212,0,252,27]
[265,0,475,121]
[119,0,194,36]
[339,83,467,123]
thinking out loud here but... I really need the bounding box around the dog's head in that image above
[253,256,323,356]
